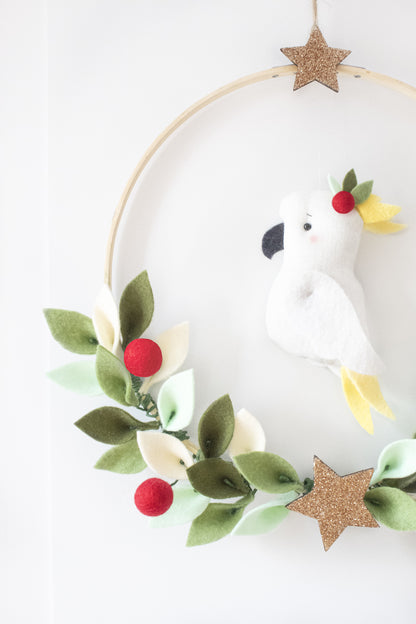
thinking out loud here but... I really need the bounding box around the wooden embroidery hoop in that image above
[103,64,416,287]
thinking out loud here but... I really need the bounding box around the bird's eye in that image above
[304,223,312,231]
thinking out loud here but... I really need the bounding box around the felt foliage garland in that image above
[45,267,416,551]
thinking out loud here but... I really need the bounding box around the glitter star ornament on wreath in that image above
[44,0,416,551]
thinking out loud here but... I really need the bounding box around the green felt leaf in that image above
[119,271,154,348]
[352,180,373,205]
[95,346,136,406]
[198,395,235,458]
[47,360,102,396]
[365,487,416,531]
[232,501,289,536]
[187,458,251,499]
[75,406,156,444]
[342,169,357,192]
[327,175,341,196]
[186,497,252,547]
[95,438,146,473]
[44,309,98,354]
[158,369,194,432]
[382,472,416,493]
[371,439,416,485]
[149,485,209,528]
[233,451,301,494]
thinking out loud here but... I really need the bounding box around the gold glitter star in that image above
[281,25,351,92]
[287,457,378,550]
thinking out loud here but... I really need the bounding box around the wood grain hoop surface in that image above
[104,64,416,287]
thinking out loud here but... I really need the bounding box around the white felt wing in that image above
[299,271,383,375]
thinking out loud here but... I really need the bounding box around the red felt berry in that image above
[134,478,174,516]
[124,338,162,377]
[332,191,356,214]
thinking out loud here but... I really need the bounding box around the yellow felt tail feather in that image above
[341,369,374,434]
[364,221,406,234]
[341,368,395,434]
[356,194,406,234]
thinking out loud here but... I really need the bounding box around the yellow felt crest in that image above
[356,194,406,233]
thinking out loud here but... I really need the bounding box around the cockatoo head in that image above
[263,190,363,271]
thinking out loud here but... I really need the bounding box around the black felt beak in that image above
[262,223,284,259]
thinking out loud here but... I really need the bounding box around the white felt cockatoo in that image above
[262,169,405,434]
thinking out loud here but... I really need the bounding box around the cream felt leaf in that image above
[364,221,406,234]
[149,484,209,528]
[232,501,289,536]
[92,284,121,354]
[186,495,253,547]
[95,345,137,406]
[327,174,341,196]
[371,439,416,485]
[228,409,266,457]
[95,438,146,474]
[44,309,98,354]
[234,451,301,493]
[47,360,102,396]
[357,194,401,224]
[365,487,416,530]
[140,322,189,393]
[137,430,193,480]
[157,369,195,432]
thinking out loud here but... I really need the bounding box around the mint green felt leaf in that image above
[352,180,373,205]
[44,309,98,354]
[47,360,102,396]
[342,169,357,192]
[233,451,301,493]
[371,439,416,485]
[149,485,209,528]
[95,345,136,406]
[186,496,252,547]
[232,501,289,536]
[119,271,154,348]
[273,490,300,506]
[364,487,416,530]
[328,175,341,196]
[95,438,146,473]
[187,458,251,499]
[198,395,235,458]
[158,369,194,432]
[75,406,156,444]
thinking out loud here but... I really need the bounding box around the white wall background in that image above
[3,1,416,622]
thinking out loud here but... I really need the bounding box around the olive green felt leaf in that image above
[95,438,146,473]
[158,369,195,432]
[233,452,301,493]
[95,346,136,406]
[75,406,157,444]
[232,501,289,536]
[371,439,416,485]
[149,485,209,528]
[47,360,102,396]
[186,496,252,547]
[327,174,341,196]
[119,271,154,348]
[352,180,373,205]
[198,395,235,458]
[382,472,416,493]
[187,458,251,499]
[342,169,357,192]
[364,487,416,530]
[44,309,98,354]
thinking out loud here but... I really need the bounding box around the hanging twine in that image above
[313,0,318,26]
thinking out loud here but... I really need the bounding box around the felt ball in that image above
[134,478,174,516]
[332,191,356,214]
[124,338,163,377]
